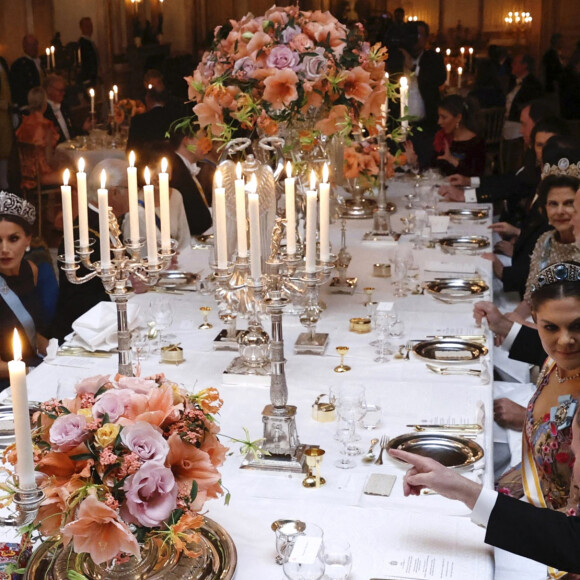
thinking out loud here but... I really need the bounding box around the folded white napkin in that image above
[428,215,450,234]
[423,260,476,274]
[66,302,140,351]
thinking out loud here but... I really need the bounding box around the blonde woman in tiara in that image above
[0,192,57,390]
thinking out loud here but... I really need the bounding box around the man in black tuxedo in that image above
[78,17,98,86]
[391,432,580,575]
[10,34,42,113]
[167,127,212,236]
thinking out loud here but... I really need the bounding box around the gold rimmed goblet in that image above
[363,286,375,306]
[302,447,326,488]
[199,306,213,329]
[334,346,351,373]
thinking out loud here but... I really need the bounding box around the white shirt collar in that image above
[176,152,200,177]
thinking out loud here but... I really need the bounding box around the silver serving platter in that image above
[443,208,489,222]
[158,271,199,288]
[438,235,490,253]
[413,339,488,364]
[424,279,489,301]
[387,432,484,468]
[25,516,237,579]
[0,403,39,450]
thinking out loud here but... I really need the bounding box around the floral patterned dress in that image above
[499,363,580,517]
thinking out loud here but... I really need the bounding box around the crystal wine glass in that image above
[150,298,174,350]
[282,523,325,580]
[323,539,353,579]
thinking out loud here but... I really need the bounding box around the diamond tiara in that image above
[531,262,580,293]
[0,192,36,225]
[541,158,580,179]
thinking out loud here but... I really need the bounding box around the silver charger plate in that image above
[413,339,488,364]
[424,279,489,301]
[158,271,199,288]
[442,208,489,222]
[438,235,490,254]
[386,432,484,468]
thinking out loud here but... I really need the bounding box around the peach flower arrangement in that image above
[186,5,388,144]
[21,373,227,566]
[114,98,146,126]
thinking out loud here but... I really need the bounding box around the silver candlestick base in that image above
[0,474,47,527]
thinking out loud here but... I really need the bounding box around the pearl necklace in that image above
[555,366,580,383]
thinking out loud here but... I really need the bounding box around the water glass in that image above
[282,523,325,580]
[392,258,407,297]
[323,539,353,579]
[360,403,382,430]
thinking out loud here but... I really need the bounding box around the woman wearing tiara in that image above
[404,95,486,176]
[0,192,58,389]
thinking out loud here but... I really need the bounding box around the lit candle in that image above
[61,169,74,264]
[97,170,111,269]
[45,48,51,71]
[77,157,89,248]
[468,47,474,71]
[457,66,463,89]
[89,88,95,114]
[248,174,261,280]
[143,167,158,266]
[50,45,55,69]
[446,63,452,86]
[285,161,296,256]
[460,46,465,66]
[9,330,35,490]
[381,72,389,128]
[234,162,247,258]
[319,163,330,262]
[109,90,115,117]
[435,47,441,53]
[113,84,118,103]
[399,76,408,131]
[214,169,228,269]
[445,48,451,57]
[305,171,318,273]
[127,151,139,243]
[158,158,171,252]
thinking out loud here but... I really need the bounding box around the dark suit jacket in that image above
[486,492,580,574]
[509,325,546,367]
[44,101,76,144]
[126,106,172,163]
[169,152,212,236]
[542,48,563,93]
[49,208,110,342]
[10,56,41,111]
[78,36,98,85]
[507,74,544,122]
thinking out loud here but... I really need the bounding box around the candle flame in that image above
[460,47,465,54]
[46,48,50,56]
[286,161,292,178]
[161,157,168,173]
[436,47,441,53]
[63,168,70,186]
[215,169,223,189]
[469,47,474,54]
[109,90,114,100]
[446,49,451,56]
[249,173,257,193]
[322,163,329,184]
[458,67,463,74]
[144,166,151,186]
[400,76,408,89]
[78,157,85,173]
[50,46,55,54]
[309,169,317,191]
[12,329,21,362]
[236,162,242,180]
[148,84,153,90]
[100,169,107,190]
[89,88,95,98]
[446,63,452,72]
[129,151,135,167]
[113,85,118,93]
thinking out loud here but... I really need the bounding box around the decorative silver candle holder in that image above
[329,219,357,295]
[0,474,48,528]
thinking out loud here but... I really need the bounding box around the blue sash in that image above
[0,274,37,351]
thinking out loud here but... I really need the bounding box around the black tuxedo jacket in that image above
[509,325,546,367]
[486,492,580,574]
[126,106,171,162]
[44,101,75,144]
[168,152,212,236]
[78,37,98,85]
[49,209,110,342]
[10,56,41,111]
[507,74,544,122]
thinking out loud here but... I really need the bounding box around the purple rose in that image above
[281,25,302,45]
[233,56,256,78]
[93,389,133,423]
[301,47,328,81]
[120,422,169,463]
[75,374,110,396]
[121,463,177,527]
[117,376,157,395]
[50,413,88,452]
[267,45,300,70]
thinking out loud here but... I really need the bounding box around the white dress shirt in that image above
[47,100,71,141]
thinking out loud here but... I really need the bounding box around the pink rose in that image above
[120,422,169,463]
[93,389,133,423]
[266,45,300,70]
[281,25,302,45]
[117,376,157,394]
[75,374,110,396]
[122,462,177,527]
[50,414,88,452]
[301,48,328,80]
[233,56,256,78]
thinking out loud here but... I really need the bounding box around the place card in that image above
[288,535,322,565]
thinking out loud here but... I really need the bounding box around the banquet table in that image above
[56,138,127,171]
[9,177,541,579]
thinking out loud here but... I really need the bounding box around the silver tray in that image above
[413,339,488,364]
[443,208,489,222]
[0,403,39,449]
[387,432,484,468]
[25,516,237,579]
[438,235,490,253]
[158,271,199,288]
[424,279,489,301]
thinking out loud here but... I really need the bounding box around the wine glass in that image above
[323,539,353,579]
[282,523,325,580]
[373,311,391,363]
[391,255,408,297]
[150,298,174,350]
